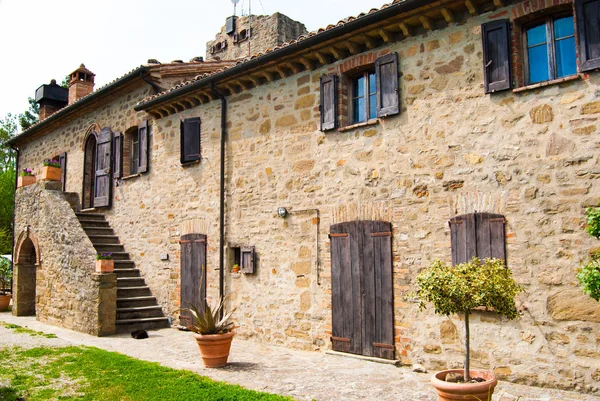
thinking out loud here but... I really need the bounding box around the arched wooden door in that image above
[330,220,395,359]
[82,134,97,209]
[179,233,207,326]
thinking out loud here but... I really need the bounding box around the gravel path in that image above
[1,311,599,401]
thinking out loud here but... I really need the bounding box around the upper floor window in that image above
[352,71,377,123]
[525,15,577,84]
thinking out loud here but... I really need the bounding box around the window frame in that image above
[522,12,577,85]
[350,70,377,124]
[130,129,140,175]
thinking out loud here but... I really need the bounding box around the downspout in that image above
[9,145,19,290]
[210,83,227,316]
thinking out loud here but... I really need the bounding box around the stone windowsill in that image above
[513,74,581,93]
[181,160,201,167]
[120,173,142,181]
[337,119,380,133]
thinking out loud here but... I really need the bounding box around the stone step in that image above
[117,305,165,320]
[115,317,170,334]
[93,243,125,253]
[114,260,135,268]
[87,235,120,244]
[117,286,152,298]
[108,252,130,261]
[117,277,146,287]
[117,296,158,309]
[113,268,141,278]
[83,227,114,236]
[75,213,106,221]
[78,219,110,228]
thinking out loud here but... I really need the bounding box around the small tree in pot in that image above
[414,257,522,400]
[0,256,12,312]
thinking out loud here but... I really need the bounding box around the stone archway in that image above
[13,228,40,316]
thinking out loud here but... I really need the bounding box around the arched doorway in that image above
[13,234,39,316]
[83,133,97,209]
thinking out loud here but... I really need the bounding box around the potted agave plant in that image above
[96,252,114,273]
[41,158,61,181]
[414,257,523,401]
[183,297,236,368]
[17,168,35,188]
[0,257,12,312]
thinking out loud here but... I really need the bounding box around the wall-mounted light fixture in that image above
[277,207,288,218]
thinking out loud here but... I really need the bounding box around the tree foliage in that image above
[0,115,17,255]
[0,114,17,170]
[578,204,600,301]
[18,97,39,131]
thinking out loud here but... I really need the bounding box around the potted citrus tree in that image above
[0,256,12,312]
[414,257,523,401]
[183,297,236,368]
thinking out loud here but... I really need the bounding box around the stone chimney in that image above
[68,64,95,104]
[35,79,68,121]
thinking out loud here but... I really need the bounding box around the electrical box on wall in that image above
[225,16,236,35]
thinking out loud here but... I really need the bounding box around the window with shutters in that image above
[180,117,201,165]
[319,52,400,132]
[449,213,507,266]
[52,152,67,191]
[228,245,256,274]
[118,121,149,178]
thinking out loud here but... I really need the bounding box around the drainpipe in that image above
[210,83,227,317]
[9,145,19,290]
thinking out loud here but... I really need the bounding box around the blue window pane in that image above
[369,94,377,119]
[554,16,574,39]
[354,76,365,98]
[527,24,547,47]
[555,36,577,77]
[354,98,365,123]
[528,45,549,83]
[369,73,376,95]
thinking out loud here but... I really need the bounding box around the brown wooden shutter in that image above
[482,20,512,93]
[240,246,255,273]
[450,213,506,265]
[450,215,468,265]
[138,120,149,173]
[489,215,506,263]
[375,52,400,118]
[576,0,600,72]
[180,233,207,326]
[181,117,201,164]
[319,75,338,131]
[94,127,112,208]
[113,133,122,179]
[58,152,67,191]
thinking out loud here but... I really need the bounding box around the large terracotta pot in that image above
[431,369,497,401]
[193,331,234,368]
[0,294,11,312]
[41,166,61,181]
[17,176,36,188]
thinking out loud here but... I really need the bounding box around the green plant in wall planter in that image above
[578,204,600,301]
[413,257,523,401]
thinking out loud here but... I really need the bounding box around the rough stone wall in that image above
[206,13,307,61]
[14,181,116,336]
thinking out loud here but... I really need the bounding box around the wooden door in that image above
[330,220,395,359]
[180,233,207,326]
[94,128,112,208]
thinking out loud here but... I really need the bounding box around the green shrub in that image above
[578,256,600,301]
[586,205,600,239]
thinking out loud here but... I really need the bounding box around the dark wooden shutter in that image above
[450,213,506,265]
[113,133,122,179]
[180,117,201,164]
[240,246,255,274]
[319,75,338,131]
[482,20,512,93]
[94,127,112,208]
[138,120,149,173]
[58,152,67,191]
[180,233,207,326]
[375,52,400,118]
[576,0,600,72]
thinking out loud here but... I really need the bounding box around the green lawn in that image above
[0,346,296,401]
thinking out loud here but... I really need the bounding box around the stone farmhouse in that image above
[7,0,600,392]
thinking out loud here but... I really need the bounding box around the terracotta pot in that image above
[17,175,36,188]
[0,294,11,312]
[431,369,497,401]
[96,259,114,273]
[193,331,234,368]
[41,166,61,181]
[232,265,240,274]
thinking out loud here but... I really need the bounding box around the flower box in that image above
[95,259,114,273]
[41,166,61,181]
[17,175,36,188]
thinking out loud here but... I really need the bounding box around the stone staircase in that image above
[76,212,170,333]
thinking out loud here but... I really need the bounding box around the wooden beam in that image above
[274,67,287,79]
[362,35,376,49]
[440,8,454,23]
[345,41,360,55]
[223,83,237,94]
[493,0,504,7]
[248,75,261,87]
[260,71,274,82]
[378,29,392,43]
[298,57,314,70]
[398,23,411,37]
[314,51,329,65]
[419,16,433,31]
[233,80,248,91]
[465,0,477,15]
[283,62,300,74]
[191,95,204,104]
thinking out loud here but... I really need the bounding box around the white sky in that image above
[0,0,387,124]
